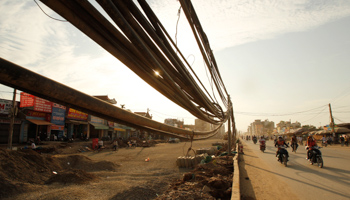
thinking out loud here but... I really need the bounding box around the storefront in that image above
[19,92,54,142]
[0,117,22,144]
[89,116,109,139]
[108,121,126,140]
[25,118,53,141]
[0,98,21,144]
[65,108,89,139]
[50,103,66,140]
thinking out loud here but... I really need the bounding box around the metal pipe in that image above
[0,58,223,137]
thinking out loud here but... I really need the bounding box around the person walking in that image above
[340,135,345,146]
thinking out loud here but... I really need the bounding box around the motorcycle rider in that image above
[253,135,257,144]
[290,134,298,152]
[259,136,266,150]
[275,136,289,160]
[306,136,317,161]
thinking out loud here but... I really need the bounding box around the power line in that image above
[235,104,328,117]
[34,0,67,22]
[300,106,328,123]
[330,85,350,103]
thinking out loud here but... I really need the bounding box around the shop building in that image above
[0,98,21,144]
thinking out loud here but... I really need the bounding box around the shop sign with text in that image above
[20,92,52,113]
[67,108,88,120]
[0,99,12,114]
[51,103,66,125]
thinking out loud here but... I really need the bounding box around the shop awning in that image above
[66,119,88,125]
[114,127,126,132]
[27,119,54,125]
[89,122,109,130]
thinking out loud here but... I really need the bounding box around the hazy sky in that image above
[1,0,350,132]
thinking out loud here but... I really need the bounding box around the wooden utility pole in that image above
[8,89,16,150]
[329,103,335,136]
[227,95,232,155]
[228,112,232,155]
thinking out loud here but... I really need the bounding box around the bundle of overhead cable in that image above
[35,0,233,138]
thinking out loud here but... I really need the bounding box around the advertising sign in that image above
[51,125,64,130]
[34,97,52,113]
[51,103,66,125]
[90,115,104,124]
[67,108,88,120]
[20,92,52,113]
[108,121,114,127]
[20,92,34,107]
[26,110,48,119]
[0,99,12,114]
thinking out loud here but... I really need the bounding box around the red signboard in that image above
[51,125,64,130]
[20,92,52,113]
[20,92,34,107]
[26,110,48,118]
[67,108,88,120]
[33,97,52,113]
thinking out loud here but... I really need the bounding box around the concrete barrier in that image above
[231,143,240,200]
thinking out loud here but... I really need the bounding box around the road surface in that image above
[242,139,350,200]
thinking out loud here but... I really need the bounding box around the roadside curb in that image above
[231,143,240,200]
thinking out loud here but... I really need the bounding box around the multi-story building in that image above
[276,120,301,134]
[248,119,275,137]
[194,118,212,132]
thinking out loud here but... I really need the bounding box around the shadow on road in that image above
[239,153,257,200]
[245,163,350,199]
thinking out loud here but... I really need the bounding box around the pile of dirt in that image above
[45,169,99,185]
[0,148,117,198]
[156,156,234,200]
[0,149,62,184]
[55,155,118,172]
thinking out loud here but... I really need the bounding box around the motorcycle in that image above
[260,141,266,153]
[308,146,323,168]
[276,146,289,167]
[253,137,257,144]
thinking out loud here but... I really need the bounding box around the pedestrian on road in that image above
[322,135,327,147]
[340,135,345,146]
[112,139,118,151]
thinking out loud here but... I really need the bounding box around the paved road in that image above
[243,139,350,200]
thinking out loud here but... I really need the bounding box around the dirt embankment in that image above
[0,138,234,200]
[0,147,117,198]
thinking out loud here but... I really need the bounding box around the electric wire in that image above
[34,0,67,22]
[35,0,231,137]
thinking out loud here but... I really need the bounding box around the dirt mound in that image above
[45,169,99,185]
[0,148,62,198]
[55,155,119,172]
[0,149,62,184]
[110,186,158,200]
[156,156,234,200]
[0,148,118,198]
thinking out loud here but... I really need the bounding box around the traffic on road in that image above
[241,136,350,200]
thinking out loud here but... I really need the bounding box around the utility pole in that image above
[8,89,17,150]
[227,95,233,155]
[329,103,335,136]
[227,110,232,155]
